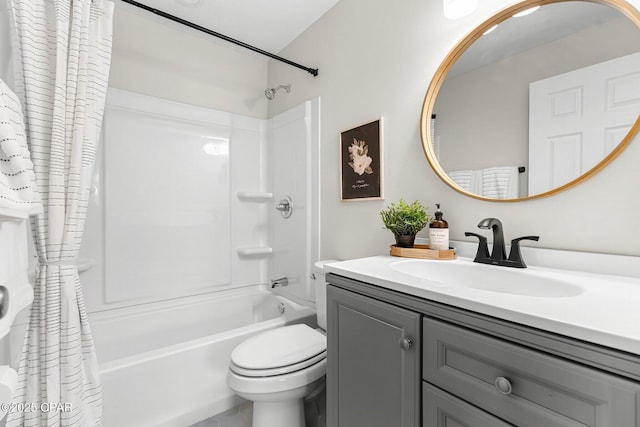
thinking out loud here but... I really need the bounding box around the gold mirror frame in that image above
[420,0,640,202]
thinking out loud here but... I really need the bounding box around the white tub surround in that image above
[268,99,321,304]
[79,90,322,423]
[93,285,315,427]
[83,90,321,311]
[325,247,640,355]
[89,89,256,307]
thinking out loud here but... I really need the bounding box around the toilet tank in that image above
[313,260,338,331]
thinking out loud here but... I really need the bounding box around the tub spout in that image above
[270,277,289,288]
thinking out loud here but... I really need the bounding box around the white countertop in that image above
[325,255,640,355]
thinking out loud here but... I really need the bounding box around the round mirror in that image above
[420,0,640,201]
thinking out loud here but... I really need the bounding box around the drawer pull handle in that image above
[494,376,513,395]
[400,337,413,351]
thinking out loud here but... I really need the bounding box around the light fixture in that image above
[443,0,478,19]
[513,6,540,17]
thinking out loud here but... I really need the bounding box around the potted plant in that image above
[380,199,431,248]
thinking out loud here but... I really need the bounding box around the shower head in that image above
[264,84,291,100]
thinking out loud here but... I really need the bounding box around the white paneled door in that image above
[529,52,640,195]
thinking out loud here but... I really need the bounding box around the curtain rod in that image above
[120,0,319,77]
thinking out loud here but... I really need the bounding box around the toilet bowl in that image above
[226,260,337,427]
[227,324,326,427]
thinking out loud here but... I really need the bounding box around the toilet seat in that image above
[230,324,327,377]
[227,357,326,396]
[231,350,326,377]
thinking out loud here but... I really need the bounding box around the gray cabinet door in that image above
[424,317,640,427]
[327,285,421,427]
[423,383,514,427]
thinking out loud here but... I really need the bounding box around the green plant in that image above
[379,199,431,236]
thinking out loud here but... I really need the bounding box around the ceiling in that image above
[450,2,624,76]
[125,0,341,54]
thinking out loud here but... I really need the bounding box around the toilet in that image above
[226,260,336,427]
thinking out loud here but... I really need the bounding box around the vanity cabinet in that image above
[424,317,640,427]
[326,285,421,427]
[326,274,640,427]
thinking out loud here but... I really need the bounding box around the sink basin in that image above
[389,259,584,298]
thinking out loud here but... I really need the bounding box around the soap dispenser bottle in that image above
[429,203,449,251]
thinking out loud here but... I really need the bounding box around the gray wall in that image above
[109,2,269,119]
[267,0,640,258]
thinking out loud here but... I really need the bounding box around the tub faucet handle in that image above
[271,277,289,288]
[275,196,293,219]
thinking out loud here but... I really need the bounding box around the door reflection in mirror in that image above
[426,0,640,201]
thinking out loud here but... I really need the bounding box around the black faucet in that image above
[465,218,539,268]
[477,218,506,261]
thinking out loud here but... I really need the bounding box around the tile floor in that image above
[190,389,325,427]
[190,403,252,427]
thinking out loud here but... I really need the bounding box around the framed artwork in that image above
[340,118,384,201]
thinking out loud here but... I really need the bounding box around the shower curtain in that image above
[6,0,114,425]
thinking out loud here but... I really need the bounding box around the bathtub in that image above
[90,285,316,427]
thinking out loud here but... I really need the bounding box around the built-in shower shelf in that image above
[237,247,273,256]
[236,192,273,201]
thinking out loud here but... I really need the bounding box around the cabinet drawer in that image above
[423,382,513,427]
[423,317,640,427]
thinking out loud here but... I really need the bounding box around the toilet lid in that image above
[231,324,326,370]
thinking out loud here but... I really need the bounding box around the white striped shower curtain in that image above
[6,1,114,425]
